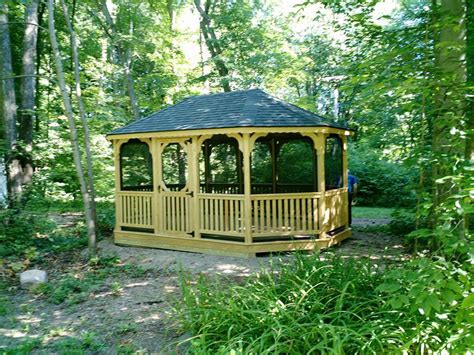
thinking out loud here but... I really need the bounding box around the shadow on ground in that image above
[0,217,410,353]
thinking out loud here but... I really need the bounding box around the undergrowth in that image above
[178,253,473,353]
[37,256,146,305]
[0,202,115,277]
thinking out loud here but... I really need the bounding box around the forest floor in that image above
[0,214,411,354]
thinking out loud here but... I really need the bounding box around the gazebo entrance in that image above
[109,89,351,257]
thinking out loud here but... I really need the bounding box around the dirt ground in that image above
[0,218,410,354]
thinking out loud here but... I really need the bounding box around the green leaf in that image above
[377,283,401,293]
[461,294,474,309]
[427,294,441,312]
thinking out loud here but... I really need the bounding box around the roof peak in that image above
[109,88,347,136]
[185,88,264,99]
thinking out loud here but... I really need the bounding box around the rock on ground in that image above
[20,269,47,288]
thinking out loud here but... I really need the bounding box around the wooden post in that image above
[342,135,349,188]
[315,133,327,238]
[191,137,202,239]
[155,140,164,234]
[242,133,252,244]
[113,140,122,232]
[341,134,349,228]
[237,144,244,194]
[271,138,277,193]
[203,141,211,193]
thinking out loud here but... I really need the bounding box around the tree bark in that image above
[61,0,98,226]
[47,0,97,258]
[19,0,40,186]
[0,4,22,201]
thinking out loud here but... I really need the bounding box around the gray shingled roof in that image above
[108,89,346,135]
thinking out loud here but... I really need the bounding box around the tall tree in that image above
[18,0,40,186]
[194,0,231,92]
[99,0,141,120]
[61,0,97,225]
[0,3,22,201]
[47,0,97,257]
[431,0,467,219]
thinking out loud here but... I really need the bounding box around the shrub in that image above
[349,147,417,207]
[178,254,473,353]
[388,208,417,237]
[0,209,56,258]
[96,202,116,236]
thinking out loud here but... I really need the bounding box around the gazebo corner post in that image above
[341,134,349,228]
[242,133,253,245]
[191,136,201,239]
[113,139,122,233]
[152,138,162,235]
[315,133,328,239]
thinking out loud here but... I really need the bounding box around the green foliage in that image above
[0,209,56,258]
[2,339,42,354]
[408,166,473,260]
[201,0,289,90]
[349,146,417,207]
[377,257,474,350]
[325,136,343,189]
[96,202,116,237]
[251,142,272,184]
[388,208,418,237]
[120,141,153,190]
[178,254,473,353]
[277,140,314,185]
[162,143,188,188]
[37,256,146,305]
[352,206,394,219]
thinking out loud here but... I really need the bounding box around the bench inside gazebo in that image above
[107,89,352,257]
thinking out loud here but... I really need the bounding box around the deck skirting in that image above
[114,228,352,258]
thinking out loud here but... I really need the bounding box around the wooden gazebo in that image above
[107,89,352,257]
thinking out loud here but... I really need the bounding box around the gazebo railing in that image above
[117,191,154,228]
[162,191,192,234]
[324,189,348,232]
[198,193,245,236]
[117,189,346,239]
[251,193,320,236]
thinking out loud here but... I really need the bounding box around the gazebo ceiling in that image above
[109,89,347,136]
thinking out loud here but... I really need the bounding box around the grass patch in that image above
[351,224,389,233]
[37,256,146,305]
[178,253,473,353]
[2,339,42,354]
[352,206,394,219]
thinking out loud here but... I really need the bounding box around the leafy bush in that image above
[0,209,56,258]
[178,254,473,353]
[388,208,417,237]
[349,147,417,207]
[96,202,116,236]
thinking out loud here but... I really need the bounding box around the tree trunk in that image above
[466,0,473,165]
[465,0,473,234]
[61,0,97,226]
[47,0,97,258]
[194,0,231,92]
[0,4,22,201]
[432,0,466,210]
[18,0,40,186]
